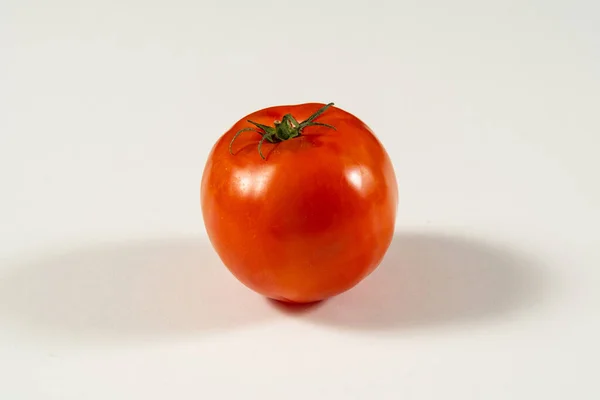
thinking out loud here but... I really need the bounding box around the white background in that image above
[1,0,599,399]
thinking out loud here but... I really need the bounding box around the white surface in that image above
[1,1,599,399]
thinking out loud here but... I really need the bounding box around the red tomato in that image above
[201,102,398,303]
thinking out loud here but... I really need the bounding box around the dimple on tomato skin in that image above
[201,102,398,303]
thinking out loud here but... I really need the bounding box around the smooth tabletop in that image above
[1,1,599,399]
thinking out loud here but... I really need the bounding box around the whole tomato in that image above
[201,102,398,303]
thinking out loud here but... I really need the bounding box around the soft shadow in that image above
[0,238,269,341]
[267,298,324,315]
[306,232,549,330]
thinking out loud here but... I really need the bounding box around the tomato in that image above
[200,102,398,303]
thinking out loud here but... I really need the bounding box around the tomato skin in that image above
[201,103,398,303]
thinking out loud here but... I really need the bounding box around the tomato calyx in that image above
[229,102,336,160]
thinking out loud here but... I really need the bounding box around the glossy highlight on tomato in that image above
[200,102,398,303]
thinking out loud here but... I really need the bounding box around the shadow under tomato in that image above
[267,298,324,315]
[270,232,550,331]
[0,237,269,342]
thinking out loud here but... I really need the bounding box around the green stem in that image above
[229,102,336,159]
